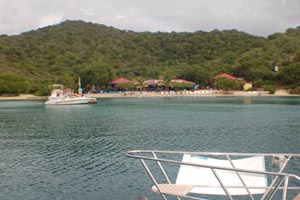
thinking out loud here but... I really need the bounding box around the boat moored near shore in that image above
[45,84,97,105]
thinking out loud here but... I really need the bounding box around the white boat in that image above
[126,150,300,200]
[45,84,97,105]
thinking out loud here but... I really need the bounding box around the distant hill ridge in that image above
[0,20,300,94]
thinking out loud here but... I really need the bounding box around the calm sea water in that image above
[1,96,300,200]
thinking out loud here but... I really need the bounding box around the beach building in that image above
[211,73,241,81]
[108,78,134,91]
[142,79,196,92]
[171,79,196,85]
[170,79,196,90]
[143,79,165,91]
[244,82,253,90]
[211,73,250,90]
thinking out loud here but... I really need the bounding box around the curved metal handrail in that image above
[126,150,300,200]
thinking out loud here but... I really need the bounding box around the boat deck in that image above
[126,150,300,200]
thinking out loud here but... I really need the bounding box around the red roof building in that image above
[108,78,133,85]
[211,73,240,80]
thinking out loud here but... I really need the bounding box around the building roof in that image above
[211,73,239,80]
[108,78,133,85]
[171,79,195,85]
[143,79,165,85]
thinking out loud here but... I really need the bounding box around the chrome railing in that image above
[126,150,300,200]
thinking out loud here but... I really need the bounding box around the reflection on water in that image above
[0,96,300,199]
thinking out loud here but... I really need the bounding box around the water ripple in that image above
[1,97,300,199]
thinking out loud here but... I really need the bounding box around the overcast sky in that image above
[0,0,299,36]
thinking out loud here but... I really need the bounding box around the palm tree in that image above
[133,76,144,94]
[159,70,175,92]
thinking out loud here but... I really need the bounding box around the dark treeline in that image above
[0,20,300,95]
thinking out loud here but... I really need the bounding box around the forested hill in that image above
[0,20,300,95]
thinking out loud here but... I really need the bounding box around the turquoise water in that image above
[0,96,300,199]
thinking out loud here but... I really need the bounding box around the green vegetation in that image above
[263,84,277,94]
[0,74,31,95]
[0,20,300,95]
[113,83,135,91]
[215,78,244,91]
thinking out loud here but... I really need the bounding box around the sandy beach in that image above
[0,89,298,101]
[0,94,47,100]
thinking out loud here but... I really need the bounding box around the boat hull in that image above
[45,97,97,105]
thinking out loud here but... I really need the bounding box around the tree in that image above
[222,51,237,64]
[133,76,144,93]
[278,63,300,87]
[1,20,300,93]
[0,74,32,95]
[159,70,175,91]
[80,61,116,89]
[180,66,211,88]
[56,73,76,88]
[169,82,193,90]
[250,67,276,87]
[115,83,135,91]
[215,77,243,91]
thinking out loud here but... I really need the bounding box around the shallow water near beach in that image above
[0,96,300,200]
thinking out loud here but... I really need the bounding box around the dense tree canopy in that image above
[0,20,300,95]
[0,74,31,95]
[215,77,244,91]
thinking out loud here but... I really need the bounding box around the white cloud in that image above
[39,14,63,28]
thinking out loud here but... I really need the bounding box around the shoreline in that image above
[0,90,298,101]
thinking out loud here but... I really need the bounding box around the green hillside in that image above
[0,20,300,95]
